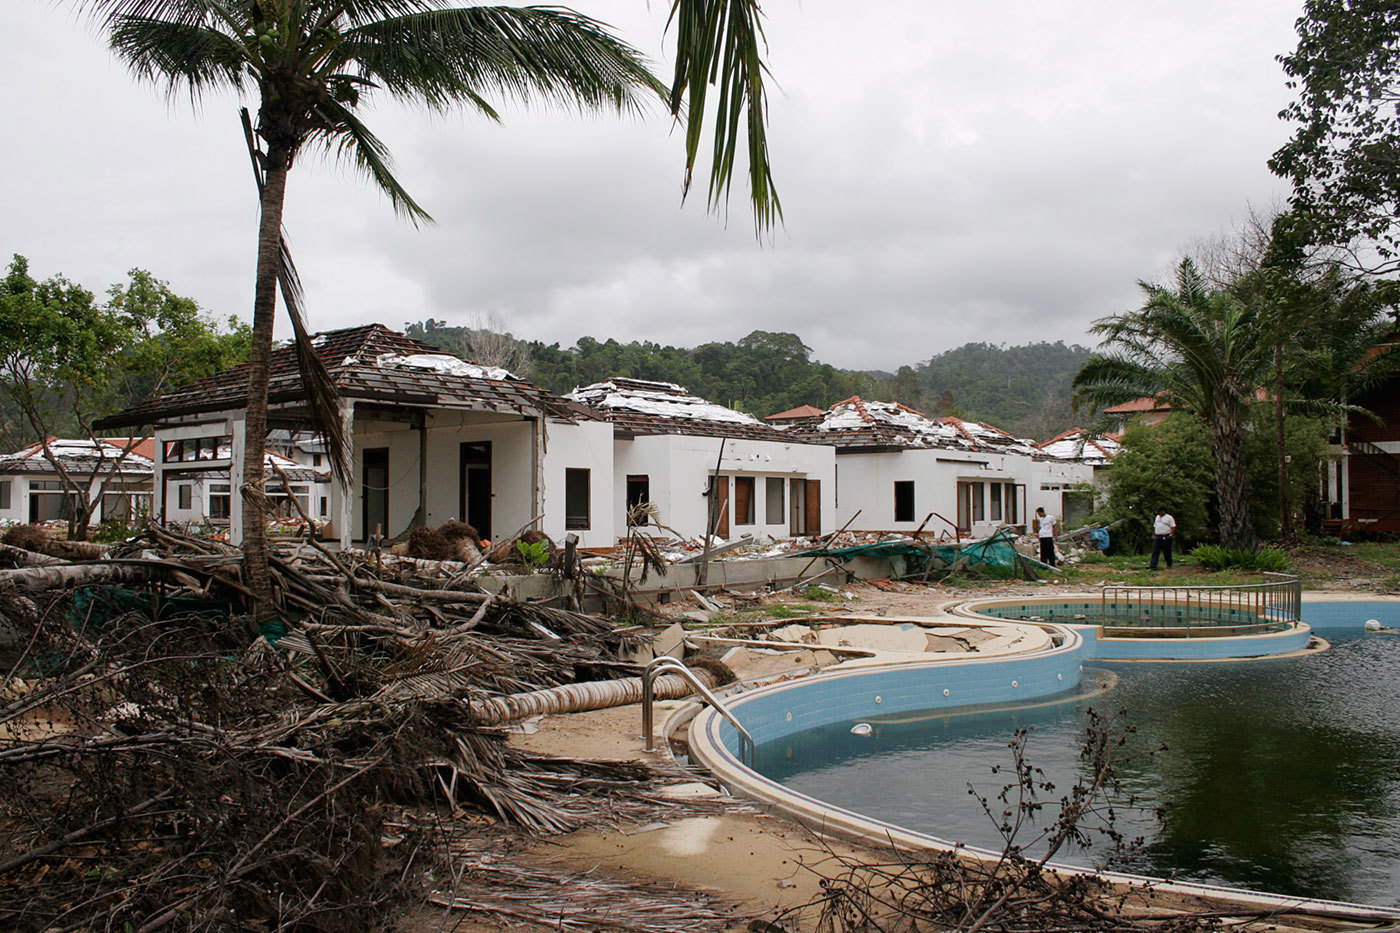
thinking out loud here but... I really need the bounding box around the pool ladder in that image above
[642,657,754,762]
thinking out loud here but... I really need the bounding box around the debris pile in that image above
[0,525,733,930]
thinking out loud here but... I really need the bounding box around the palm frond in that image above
[667,0,780,232]
[343,6,666,115]
[107,14,246,98]
[309,97,433,225]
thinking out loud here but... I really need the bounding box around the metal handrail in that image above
[642,657,754,761]
[1099,573,1302,633]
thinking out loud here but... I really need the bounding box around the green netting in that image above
[795,529,1044,577]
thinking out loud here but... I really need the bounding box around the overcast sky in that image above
[3,0,1305,372]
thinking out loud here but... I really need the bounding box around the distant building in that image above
[784,397,1095,537]
[1325,344,1400,534]
[569,379,835,540]
[0,438,154,525]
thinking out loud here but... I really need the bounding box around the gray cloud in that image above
[2,0,1304,372]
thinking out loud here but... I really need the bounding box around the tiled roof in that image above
[568,378,797,442]
[1103,394,1171,414]
[97,324,594,428]
[765,404,825,422]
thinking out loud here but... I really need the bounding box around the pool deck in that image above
[481,588,1400,931]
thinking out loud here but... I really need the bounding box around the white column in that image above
[230,416,246,545]
[336,399,354,550]
[152,436,165,523]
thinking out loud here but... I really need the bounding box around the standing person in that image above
[1149,506,1177,570]
[1034,507,1057,566]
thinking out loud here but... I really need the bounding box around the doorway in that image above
[459,441,492,541]
[362,447,389,541]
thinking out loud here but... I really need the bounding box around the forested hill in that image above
[403,320,1092,440]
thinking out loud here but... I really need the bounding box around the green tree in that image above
[81,0,777,619]
[1074,260,1275,550]
[107,268,253,408]
[0,257,244,539]
[1097,416,1215,552]
[1271,0,1400,268]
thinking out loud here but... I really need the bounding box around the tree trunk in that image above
[0,562,155,593]
[241,155,290,624]
[1212,401,1256,551]
[469,669,719,725]
[1274,342,1294,545]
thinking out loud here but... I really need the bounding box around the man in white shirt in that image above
[1034,507,1057,566]
[1149,507,1177,570]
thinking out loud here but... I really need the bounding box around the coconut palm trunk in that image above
[242,153,290,621]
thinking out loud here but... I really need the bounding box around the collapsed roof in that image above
[1037,429,1121,464]
[785,396,1040,455]
[567,378,796,442]
[97,324,594,429]
[0,439,156,476]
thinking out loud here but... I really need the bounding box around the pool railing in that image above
[1098,572,1301,635]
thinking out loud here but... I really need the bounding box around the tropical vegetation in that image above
[0,255,249,539]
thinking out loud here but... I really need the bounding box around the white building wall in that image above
[350,411,536,543]
[614,434,836,540]
[0,476,30,524]
[834,448,1027,538]
[540,419,615,548]
[1027,458,1097,522]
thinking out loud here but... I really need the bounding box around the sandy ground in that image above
[399,580,1395,932]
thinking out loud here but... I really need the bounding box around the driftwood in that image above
[0,560,157,592]
[471,668,720,725]
[677,534,754,564]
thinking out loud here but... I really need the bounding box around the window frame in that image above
[893,480,915,523]
[565,468,591,530]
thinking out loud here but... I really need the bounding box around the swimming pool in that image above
[688,598,1400,911]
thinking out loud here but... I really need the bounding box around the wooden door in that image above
[709,475,730,538]
[804,479,821,536]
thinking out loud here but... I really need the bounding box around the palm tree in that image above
[1074,259,1273,551]
[77,0,776,620]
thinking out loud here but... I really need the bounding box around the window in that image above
[177,485,193,510]
[1006,483,1019,524]
[163,434,230,462]
[894,481,915,523]
[765,477,785,524]
[29,481,71,523]
[733,476,756,525]
[0,480,9,510]
[971,482,985,522]
[626,475,650,525]
[102,493,131,522]
[989,483,1003,521]
[312,453,323,467]
[565,468,590,530]
[319,496,328,517]
[208,484,231,520]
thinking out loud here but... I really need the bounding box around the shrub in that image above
[1189,544,1292,572]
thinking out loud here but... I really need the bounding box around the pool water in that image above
[750,601,1400,905]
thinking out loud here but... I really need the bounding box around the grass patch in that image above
[766,604,816,619]
[803,585,841,602]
